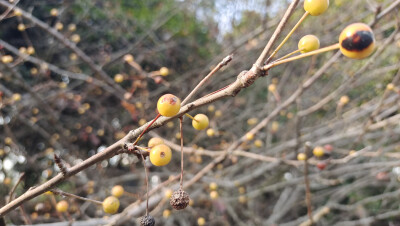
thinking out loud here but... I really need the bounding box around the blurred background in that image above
[0,0,400,225]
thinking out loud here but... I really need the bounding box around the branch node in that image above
[237,70,257,88]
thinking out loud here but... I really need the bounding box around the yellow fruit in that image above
[139,118,147,126]
[50,8,58,16]
[114,74,124,83]
[102,196,120,214]
[207,105,215,112]
[245,132,254,141]
[254,139,263,148]
[268,84,276,92]
[164,189,173,198]
[111,185,124,198]
[27,46,35,55]
[30,67,38,75]
[19,47,27,54]
[297,153,307,161]
[206,128,215,137]
[123,54,134,62]
[159,67,169,76]
[192,114,209,130]
[149,144,172,166]
[209,182,218,191]
[339,95,350,105]
[157,94,181,117]
[210,191,218,200]
[238,187,246,194]
[339,23,375,59]
[386,83,395,91]
[304,0,329,16]
[14,9,22,16]
[56,200,68,213]
[247,117,258,125]
[12,93,21,102]
[214,110,222,117]
[2,55,13,63]
[68,24,76,32]
[17,24,26,31]
[163,209,171,218]
[197,217,206,226]
[3,177,11,185]
[148,137,164,148]
[55,22,63,30]
[238,195,247,204]
[313,146,324,157]
[166,121,174,128]
[71,34,80,43]
[271,121,279,133]
[298,35,320,53]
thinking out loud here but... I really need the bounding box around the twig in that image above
[54,154,68,176]
[51,189,103,205]
[303,142,313,225]
[7,172,25,204]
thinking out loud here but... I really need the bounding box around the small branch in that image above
[303,142,313,225]
[51,189,103,205]
[7,173,25,204]
[181,54,233,105]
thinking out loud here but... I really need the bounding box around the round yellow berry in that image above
[254,139,263,148]
[247,117,258,125]
[157,94,181,117]
[271,121,279,133]
[111,185,124,198]
[304,0,329,16]
[123,54,134,62]
[298,35,320,53]
[103,196,119,214]
[339,95,350,105]
[245,132,254,141]
[297,153,307,161]
[164,189,173,198]
[207,105,215,112]
[159,67,169,76]
[209,182,218,191]
[339,23,375,59]
[163,209,171,218]
[206,128,215,137]
[14,9,22,17]
[71,34,80,43]
[27,46,35,55]
[148,137,164,148]
[386,83,395,91]
[313,146,324,157]
[149,144,172,166]
[12,93,21,102]
[238,195,247,204]
[50,8,58,16]
[68,24,76,32]
[192,114,209,130]
[197,217,206,226]
[114,74,124,83]
[210,191,219,200]
[214,110,222,117]
[17,24,26,31]
[2,55,13,63]
[268,84,276,92]
[56,200,68,213]
[55,22,63,31]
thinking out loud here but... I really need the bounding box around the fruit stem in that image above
[133,114,161,145]
[179,117,184,188]
[50,189,103,205]
[263,43,340,70]
[275,49,302,62]
[184,113,198,122]
[139,153,150,216]
[266,11,309,63]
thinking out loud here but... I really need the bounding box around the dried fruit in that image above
[170,189,189,210]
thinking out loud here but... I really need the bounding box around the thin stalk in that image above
[266,11,309,62]
[51,189,102,205]
[140,153,150,216]
[179,117,184,188]
[185,113,198,122]
[263,43,340,70]
[133,114,161,145]
[276,49,302,62]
